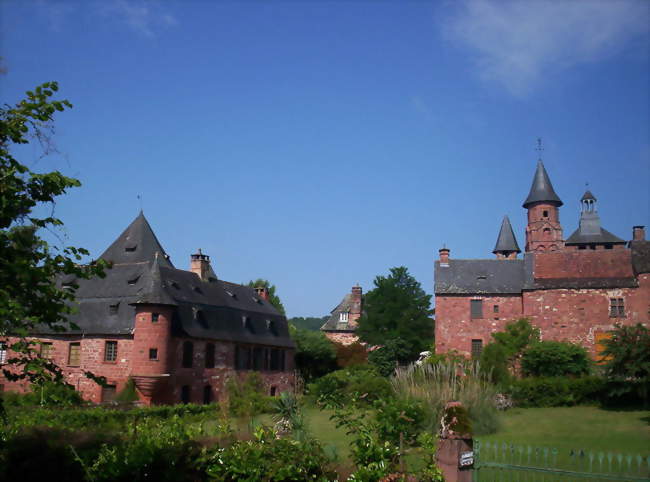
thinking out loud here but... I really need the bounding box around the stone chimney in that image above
[351,285,362,314]
[439,247,450,266]
[190,249,211,281]
[254,286,269,300]
[633,226,646,241]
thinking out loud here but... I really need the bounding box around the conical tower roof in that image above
[523,160,563,208]
[100,211,173,267]
[131,253,177,306]
[493,215,521,254]
[580,190,597,202]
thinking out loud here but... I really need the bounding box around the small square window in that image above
[152,313,160,322]
[104,341,118,362]
[609,298,625,318]
[149,348,158,360]
[124,245,136,252]
[493,305,499,314]
[109,303,119,315]
[40,342,53,359]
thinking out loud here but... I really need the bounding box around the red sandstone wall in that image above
[435,294,523,356]
[533,250,634,279]
[0,335,134,403]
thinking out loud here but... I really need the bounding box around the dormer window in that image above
[267,320,278,336]
[193,286,203,294]
[127,276,140,285]
[171,281,180,290]
[125,245,136,252]
[339,312,349,323]
[109,303,119,315]
[243,316,255,334]
[226,290,237,300]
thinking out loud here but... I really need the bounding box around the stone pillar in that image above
[436,401,474,482]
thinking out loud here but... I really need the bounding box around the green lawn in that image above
[478,406,650,455]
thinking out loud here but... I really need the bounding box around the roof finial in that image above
[137,194,143,213]
[535,137,544,160]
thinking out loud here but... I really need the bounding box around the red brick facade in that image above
[435,162,649,359]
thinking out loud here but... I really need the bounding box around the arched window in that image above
[205,343,215,368]
[182,341,193,368]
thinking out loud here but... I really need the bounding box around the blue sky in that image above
[2,0,648,317]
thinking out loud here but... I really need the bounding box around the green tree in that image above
[289,324,337,382]
[356,266,433,361]
[521,341,590,377]
[287,316,328,331]
[367,337,412,377]
[491,318,540,371]
[600,323,650,406]
[246,279,285,315]
[0,82,106,387]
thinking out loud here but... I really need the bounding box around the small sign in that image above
[459,451,474,468]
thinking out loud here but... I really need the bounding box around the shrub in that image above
[200,426,336,481]
[226,372,272,417]
[309,365,392,406]
[509,376,605,407]
[521,341,590,377]
[290,325,338,382]
[115,378,139,403]
[335,341,368,368]
[391,361,501,435]
[479,342,512,385]
[367,338,413,377]
[4,380,84,408]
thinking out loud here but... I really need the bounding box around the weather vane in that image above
[535,138,544,159]
[137,194,143,212]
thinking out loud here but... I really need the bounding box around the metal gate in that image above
[473,440,650,481]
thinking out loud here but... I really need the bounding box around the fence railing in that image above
[473,440,650,481]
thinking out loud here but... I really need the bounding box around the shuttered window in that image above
[68,342,81,366]
[470,300,483,319]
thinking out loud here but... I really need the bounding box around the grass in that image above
[478,406,650,454]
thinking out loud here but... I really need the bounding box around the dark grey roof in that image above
[581,190,597,202]
[100,211,173,268]
[532,278,637,290]
[523,160,563,208]
[35,213,294,348]
[493,215,521,254]
[565,226,626,245]
[435,259,528,294]
[630,240,650,274]
[320,293,358,332]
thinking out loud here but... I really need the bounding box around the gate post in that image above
[436,401,474,482]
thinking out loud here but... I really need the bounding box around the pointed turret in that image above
[493,215,521,259]
[100,211,173,267]
[131,252,177,306]
[523,160,563,208]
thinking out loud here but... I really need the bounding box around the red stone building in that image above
[320,285,363,345]
[0,212,295,404]
[435,159,650,359]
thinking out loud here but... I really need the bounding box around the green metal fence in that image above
[473,440,650,481]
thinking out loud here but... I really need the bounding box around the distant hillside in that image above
[288,316,329,331]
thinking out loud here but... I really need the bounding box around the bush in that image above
[521,341,591,377]
[3,381,84,408]
[367,338,413,377]
[509,376,605,407]
[115,378,139,403]
[309,365,392,406]
[479,342,512,385]
[290,326,338,382]
[200,426,336,481]
[335,341,368,368]
[392,362,501,435]
[226,372,272,417]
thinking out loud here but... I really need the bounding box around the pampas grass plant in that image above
[391,361,501,435]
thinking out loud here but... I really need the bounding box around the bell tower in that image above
[523,141,564,253]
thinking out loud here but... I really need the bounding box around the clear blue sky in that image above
[2,1,648,317]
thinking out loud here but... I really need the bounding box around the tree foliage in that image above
[0,82,106,385]
[356,266,433,360]
[521,341,590,378]
[490,318,540,371]
[367,338,413,377]
[600,323,650,405]
[289,324,337,382]
[287,316,328,331]
[246,278,285,315]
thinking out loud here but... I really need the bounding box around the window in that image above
[267,320,278,336]
[235,345,251,370]
[578,245,587,250]
[605,244,613,250]
[182,341,194,368]
[101,385,116,402]
[493,305,499,314]
[471,339,483,359]
[193,286,203,294]
[196,310,208,327]
[253,347,264,371]
[40,342,53,359]
[68,342,81,366]
[470,300,483,319]
[104,341,118,362]
[270,386,277,397]
[109,303,119,315]
[0,342,7,364]
[270,348,284,371]
[609,298,625,318]
[149,348,158,360]
[152,312,160,322]
[205,343,215,368]
[243,316,255,334]
[595,332,613,364]
[542,210,549,218]
[203,385,212,405]
[127,276,140,285]
[124,245,136,252]
[181,385,191,404]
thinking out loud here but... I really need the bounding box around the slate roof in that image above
[523,160,563,208]
[493,215,521,254]
[321,293,359,332]
[435,258,529,295]
[36,213,294,348]
[565,226,626,245]
[581,190,597,202]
